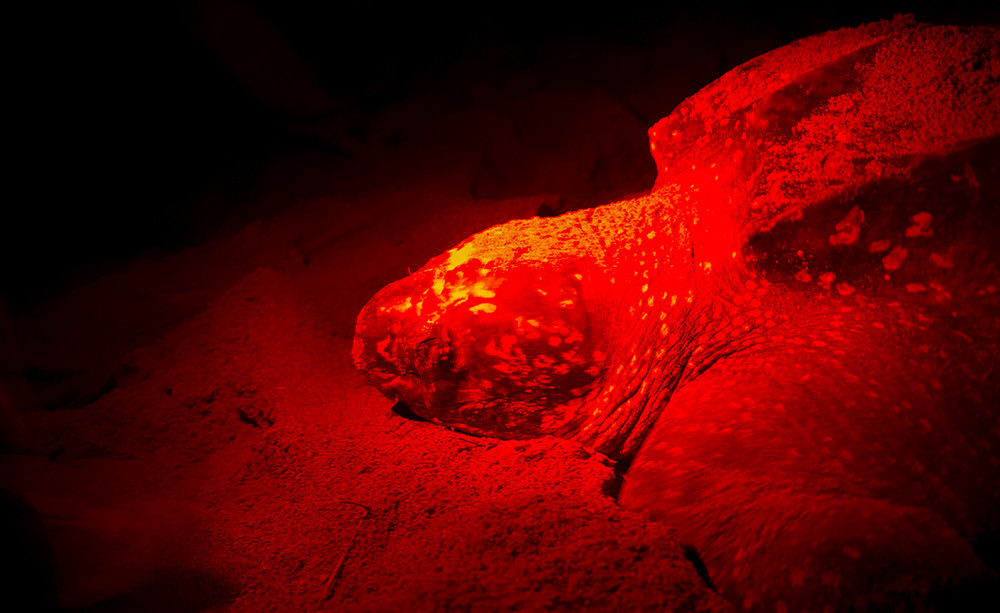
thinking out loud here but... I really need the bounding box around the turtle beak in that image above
[353,270,429,372]
[352,272,458,411]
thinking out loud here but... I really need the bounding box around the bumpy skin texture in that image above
[355,18,1000,611]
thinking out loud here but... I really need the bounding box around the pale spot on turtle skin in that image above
[443,241,479,271]
[868,239,891,253]
[389,296,414,313]
[930,252,954,268]
[818,272,836,290]
[469,303,497,314]
[905,212,934,238]
[829,206,865,245]
[500,335,517,353]
[906,283,927,293]
[882,246,908,271]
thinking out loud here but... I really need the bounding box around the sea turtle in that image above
[353,18,1000,611]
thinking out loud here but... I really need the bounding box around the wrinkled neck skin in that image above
[564,184,750,459]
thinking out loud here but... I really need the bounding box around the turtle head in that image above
[353,223,611,440]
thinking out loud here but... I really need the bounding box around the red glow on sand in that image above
[3,10,998,613]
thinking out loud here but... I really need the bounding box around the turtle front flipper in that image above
[618,287,1000,612]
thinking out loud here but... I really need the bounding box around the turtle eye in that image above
[415,333,453,375]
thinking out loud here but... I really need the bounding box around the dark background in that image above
[6,1,998,311]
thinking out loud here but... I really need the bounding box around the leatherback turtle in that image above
[354,18,1000,611]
